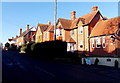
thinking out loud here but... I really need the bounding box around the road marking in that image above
[35,66,55,77]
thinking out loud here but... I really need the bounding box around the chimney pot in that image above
[20,28,22,35]
[27,24,29,30]
[48,21,51,25]
[71,11,76,20]
[16,35,18,38]
[92,6,98,12]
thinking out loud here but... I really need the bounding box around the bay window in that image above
[92,38,95,48]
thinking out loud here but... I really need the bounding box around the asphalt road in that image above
[2,50,120,83]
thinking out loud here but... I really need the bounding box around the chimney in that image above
[12,37,14,39]
[71,11,76,20]
[92,6,98,12]
[20,28,22,35]
[48,21,51,25]
[27,24,29,31]
[16,35,18,38]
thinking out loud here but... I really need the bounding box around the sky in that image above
[1,2,119,45]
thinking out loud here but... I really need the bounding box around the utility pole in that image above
[54,0,57,40]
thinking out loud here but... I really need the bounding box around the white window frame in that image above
[56,29,62,37]
[92,38,95,48]
[96,37,101,48]
[60,29,62,36]
[45,32,48,39]
[102,36,106,48]
[80,27,83,34]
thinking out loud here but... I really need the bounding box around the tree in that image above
[5,42,10,47]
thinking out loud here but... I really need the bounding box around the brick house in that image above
[43,24,54,42]
[35,23,50,43]
[8,36,19,45]
[56,6,104,53]
[9,25,36,46]
[56,11,78,52]
[69,6,105,54]
[89,17,120,56]
[18,25,36,46]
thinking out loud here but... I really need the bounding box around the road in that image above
[2,50,120,83]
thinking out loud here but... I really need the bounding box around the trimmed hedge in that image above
[25,40,67,59]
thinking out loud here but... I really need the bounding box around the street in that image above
[2,50,120,83]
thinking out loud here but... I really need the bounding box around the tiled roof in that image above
[70,18,79,29]
[57,18,72,29]
[66,37,76,43]
[20,27,36,37]
[90,17,120,37]
[80,11,98,24]
[37,24,49,33]
[46,25,54,32]
[57,11,99,30]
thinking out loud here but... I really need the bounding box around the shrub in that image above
[8,44,17,51]
[20,45,27,53]
[31,43,37,51]
[25,42,35,55]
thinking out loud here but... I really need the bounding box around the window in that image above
[80,27,83,34]
[71,30,74,35]
[96,17,99,20]
[45,32,48,39]
[56,29,60,37]
[102,36,105,48]
[56,29,62,37]
[92,38,95,48]
[80,40,83,48]
[60,29,62,36]
[96,37,101,48]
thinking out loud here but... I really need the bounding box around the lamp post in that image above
[54,0,57,40]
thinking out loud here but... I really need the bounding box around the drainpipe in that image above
[77,27,78,52]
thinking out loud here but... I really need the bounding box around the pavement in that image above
[2,50,120,83]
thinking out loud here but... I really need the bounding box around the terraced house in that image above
[8,6,120,57]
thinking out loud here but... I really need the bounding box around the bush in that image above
[20,44,27,53]
[8,44,17,51]
[25,42,35,55]
[31,43,37,51]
